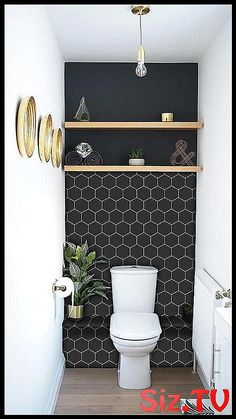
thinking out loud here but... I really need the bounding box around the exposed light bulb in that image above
[135,61,147,77]
[135,45,147,77]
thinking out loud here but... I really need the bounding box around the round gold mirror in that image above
[17,96,36,157]
[39,114,53,162]
[51,128,62,168]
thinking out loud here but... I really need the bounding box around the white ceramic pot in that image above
[129,159,145,166]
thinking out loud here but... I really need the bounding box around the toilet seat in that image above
[110,312,161,341]
[110,334,159,348]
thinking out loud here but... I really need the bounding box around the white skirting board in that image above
[44,354,65,414]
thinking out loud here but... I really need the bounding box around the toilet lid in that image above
[110,313,162,340]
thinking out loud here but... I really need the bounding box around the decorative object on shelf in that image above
[170,140,195,166]
[51,128,63,168]
[75,142,93,158]
[38,114,53,162]
[65,150,83,166]
[84,151,103,165]
[16,96,36,157]
[161,112,174,122]
[73,97,90,121]
[129,148,145,165]
[63,241,110,319]
[131,5,150,77]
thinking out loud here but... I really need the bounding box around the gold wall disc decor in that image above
[39,114,53,162]
[17,96,36,157]
[51,128,63,168]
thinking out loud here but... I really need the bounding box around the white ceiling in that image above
[45,4,232,62]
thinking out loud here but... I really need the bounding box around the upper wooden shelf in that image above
[64,165,202,173]
[64,121,203,130]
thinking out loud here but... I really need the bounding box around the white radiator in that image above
[192,269,224,387]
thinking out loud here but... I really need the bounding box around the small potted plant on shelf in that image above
[63,241,109,319]
[129,148,145,166]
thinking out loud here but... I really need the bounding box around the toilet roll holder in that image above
[52,279,67,293]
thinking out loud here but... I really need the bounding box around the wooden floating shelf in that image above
[64,165,202,173]
[64,121,203,130]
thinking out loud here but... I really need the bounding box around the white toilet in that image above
[110,265,162,389]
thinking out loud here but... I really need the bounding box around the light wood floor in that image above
[54,368,204,415]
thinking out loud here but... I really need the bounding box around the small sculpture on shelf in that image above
[170,140,195,166]
[65,142,103,166]
[73,97,90,122]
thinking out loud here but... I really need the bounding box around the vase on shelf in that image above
[129,158,145,166]
[73,97,90,122]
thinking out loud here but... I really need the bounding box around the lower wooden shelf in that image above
[64,165,202,172]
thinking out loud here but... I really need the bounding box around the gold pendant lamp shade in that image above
[131,5,150,77]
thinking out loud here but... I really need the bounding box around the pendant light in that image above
[131,5,150,77]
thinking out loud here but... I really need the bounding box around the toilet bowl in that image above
[110,266,162,389]
[110,312,161,389]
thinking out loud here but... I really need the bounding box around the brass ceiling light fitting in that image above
[131,5,150,77]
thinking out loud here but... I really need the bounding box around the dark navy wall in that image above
[65,63,198,165]
[63,63,198,368]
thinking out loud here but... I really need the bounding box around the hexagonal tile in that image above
[131,198,143,212]
[116,221,129,235]
[117,199,129,212]
[151,187,165,200]
[137,233,151,247]
[96,187,109,200]
[103,222,116,236]
[165,233,178,247]
[179,233,192,247]
[158,174,171,188]
[95,233,109,247]
[103,245,116,259]
[131,222,143,235]
[75,338,88,352]
[144,198,157,212]
[130,245,143,259]
[124,233,136,247]
[131,175,143,188]
[158,245,171,258]
[165,210,178,224]
[123,210,136,224]
[96,349,109,364]
[165,349,178,363]
[137,187,150,200]
[82,349,95,364]
[117,175,130,189]
[158,291,171,305]
[81,210,95,224]
[172,198,185,212]
[75,175,89,189]
[179,256,193,270]
[172,245,185,259]
[151,211,165,224]
[88,174,102,189]
[171,175,185,189]
[110,210,122,224]
[110,233,123,247]
[144,222,158,236]
[145,245,157,259]
[63,338,74,352]
[172,338,185,352]
[165,187,178,200]
[103,198,116,212]
[103,175,116,188]
[165,280,178,293]
[158,198,171,212]
[75,222,88,235]
[65,174,75,189]
[172,291,185,305]
[110,187,122,200]
[96,209,109,224]
[158,338,171,352]
[124,187,136,200]
[179,210,193,224]
[137,210,150,224]
[117,245,129,259]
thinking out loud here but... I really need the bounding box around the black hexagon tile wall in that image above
[64,172,196,367]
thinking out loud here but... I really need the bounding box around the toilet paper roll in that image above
[55,277,74,298]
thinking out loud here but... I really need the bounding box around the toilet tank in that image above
[110,265,158,313]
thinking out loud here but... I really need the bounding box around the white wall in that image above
[5,5,65,414]
[196,18,232,289]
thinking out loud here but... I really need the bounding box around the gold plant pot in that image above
[68,305,84,319]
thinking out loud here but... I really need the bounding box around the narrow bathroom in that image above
[5,4,232,416]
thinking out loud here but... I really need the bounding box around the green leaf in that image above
[69,262,81,279]
[66,242,77,254]
[86,251,96,263]
[81,241,89,256]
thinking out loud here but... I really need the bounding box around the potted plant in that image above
[63,241,109,319]
[129,148,145,165]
